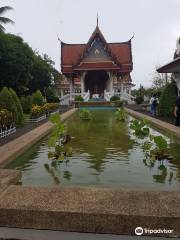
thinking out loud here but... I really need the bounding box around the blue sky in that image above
[1,0,180,88]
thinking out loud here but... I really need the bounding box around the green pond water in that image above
[8,110,180,190]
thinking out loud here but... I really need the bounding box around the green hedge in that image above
[74,95,84,102]
[0,87,18,123]
[110,95,120,101]
[158,82,177,117]
[9,88,24,125]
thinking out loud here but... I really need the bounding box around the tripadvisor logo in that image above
[135,226,174,236]
[135,227,143,236]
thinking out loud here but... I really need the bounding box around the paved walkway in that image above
[126,108,180,138]
[0,228,173,240]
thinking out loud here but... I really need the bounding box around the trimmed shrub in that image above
[0,108,14,129]
[47,95,59,103]
[43,103,59,115]
[0,87,18,123]
[110,96,120,102]
[32,90,44,106]
[31,105,45,119]
[45,87,59,103]
[20,95,32,114]
[74,95,84,102]
[135,95,144,105]
[158,82,177,117]
[9,88,24,125]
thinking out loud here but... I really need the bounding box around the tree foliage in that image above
[158,81,177,117]
[32,90,44,106]
[0,32,60,95]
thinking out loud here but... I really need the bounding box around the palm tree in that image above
[0,6,14,32]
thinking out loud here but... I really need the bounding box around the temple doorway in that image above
[84,70,109,98]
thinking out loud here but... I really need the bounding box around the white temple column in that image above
[81,72,86,95]
[109,72,113,93]
[69,77,73,101]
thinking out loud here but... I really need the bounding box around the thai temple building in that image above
[57,20,135,104]
[157,37,180,90]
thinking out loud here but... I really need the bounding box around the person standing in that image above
[149,95,155,115]
[174,91,180,126]
[150,94,158,116]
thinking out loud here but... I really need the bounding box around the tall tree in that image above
[0,32,60,95]
[0,33,35,94]
[0,6,14,32]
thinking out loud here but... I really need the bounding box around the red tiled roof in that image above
[62,43,132,73]
[61,26,133,73]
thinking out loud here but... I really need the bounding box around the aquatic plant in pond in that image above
[48,113,72,161]
[130,118,171,161]
[79,108,92,120]
[150,135,171,160]
[115,108,127,122]
[130,118,150,137]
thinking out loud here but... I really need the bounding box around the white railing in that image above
[60,91,90,105]
[104,90,135,103]
[0,126,16,139]
[83,90,90,102]
[60,94,70,105]
[115,92,135,103]
[30,115,46,123]
[104,90,113,101]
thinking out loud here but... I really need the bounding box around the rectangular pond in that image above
[7,110,180,190]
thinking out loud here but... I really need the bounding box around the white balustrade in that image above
[104,90,135,104]
[60,94,70,105]
[104,90,113,101]
[83,90,90,102]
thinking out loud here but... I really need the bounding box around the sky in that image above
[1,0,180,88]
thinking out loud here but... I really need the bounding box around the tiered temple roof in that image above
[61,25,133,74]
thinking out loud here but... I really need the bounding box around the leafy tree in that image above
[0,32,60,95]
[0,87,18,123]
[0,33,35,94]
[9,88,24,124]
[28,54,60,94]
[32,90,44,106]
[158,81,177,117]
[0,6,14,32]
